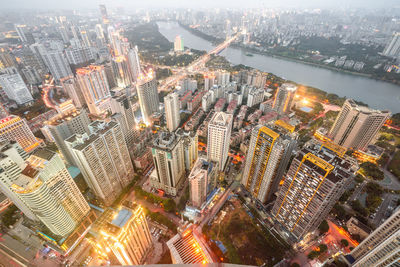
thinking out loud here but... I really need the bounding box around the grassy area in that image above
[134,186,176,213]
[203,199,287,265]
[143,207,177,234]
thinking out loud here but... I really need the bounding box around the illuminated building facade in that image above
[329,99,390,150]
[99,205,152,265]
[207,112,233,171]
[174,35,184,52]
[66,120,134,206]
[167,225,214,264]
[43,108,90,166]
[99,4,109,24]
[12,149,90,237]
[127,46,141,82]
[189,157,218,208]
[60,76,85,108]
[0,116,40,153]
[0,67,33,105]
[241,124,296,203]
[165,92,180,132]
[150,131,185,196]
[272,83,297,114]
[76,65,111,116]
[112,56,132,87]
[0,141,36,220]
[350,207,400,266]
[39,48,73,80]
[272,144,353,240]
[176,129,198,171]
[136,70,159,124]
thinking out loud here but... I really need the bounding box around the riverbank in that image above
[179,21,400,86]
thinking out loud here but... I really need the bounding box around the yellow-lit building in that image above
[241,125,296,203]
[99,205,152,265]
[272,144,353,240]
[272,83,297,114]
[0,116,40,153]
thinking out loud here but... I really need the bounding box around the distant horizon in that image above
[1,0,400,10]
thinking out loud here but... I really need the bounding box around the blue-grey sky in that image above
[1,0,399,9]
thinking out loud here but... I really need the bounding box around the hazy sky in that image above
[1,0,399,9]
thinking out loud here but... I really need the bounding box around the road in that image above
[371,193,397,226]
[349,181,367,202]
[159,34,240,92]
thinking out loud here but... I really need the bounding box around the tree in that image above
[291,263,301,267]
[307,251,320,260]
[318,220,329,234]
[340,239,349,247]
[319,244,328,253]
[359,162,384,181]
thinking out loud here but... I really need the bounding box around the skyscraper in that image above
[241,124,296,203]
[174,35,184,52]
[76,65,111,116]
[165,92,180,132]
[127,46,141,82]
[382,32,400,58]
[272,83,297,114]
[39,48,73,80]
[207,112,233,171]
[150,131,185,196]
[14,25,35,44]
[43,108,90,166]
[60,76,85,108]
[66,120,134,206]
[12,149,90,237]
[112,56,132,87]
[0,141,36,220]
[136,70,159,125]
[189,156,218,208]
[95,24,106,46]
[176,129,198,171]
[0,116,40,153]
[272,144,353,240]
[98,205,152,265]
[99,4,109,25]
[329,99,390,150]
[0,67,33,105]
[110,91,137,157]
[350,207,400,266]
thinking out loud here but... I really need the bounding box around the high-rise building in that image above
[137,70,159,125]
[189,156,218,208]
[112,56,132,87]
[99,4,109,24]
[0,67,33,105]
[15,25,35,44]
[0,141,36,220]
[21,66,42,85]
[0,51,16,69]
[0,116,40,153]
[272,83,297,114]
[204,74,215,91]
[108,26,122,57]
[66,120,134,206]
[215,70,230,86]
[95,24,106,46]
[174,35,184,52]
[98,205,152,265]
[127,46,141,82]
[241,124,296,203]
[176,129,198,171]
[272,144,353,240]
[65,44,96,65]
[167,225,214,264]
[207,112,233,171]
[43,108,90,166]
[247,87,265,107]
[12,149,90,237]
[39,48,73,80]
[382,32,400,58]
[349,207,400,266]
[76,65,111,116]
[110,90,137,157]
[165,92,180,132]
[60,76,85,108]
[329,99,390,150]
[150,131,184,196]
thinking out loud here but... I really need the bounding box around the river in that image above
[157,21,400,113]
